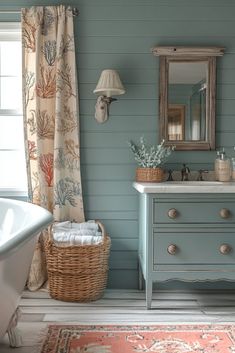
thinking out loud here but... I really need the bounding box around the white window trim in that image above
[0,22,28,198]
[0,22,21,41]
[0,189,28,197]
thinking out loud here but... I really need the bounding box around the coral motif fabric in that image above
[22,6,85,290]
[40,324,235,353]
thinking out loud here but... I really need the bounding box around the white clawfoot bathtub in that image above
[0,198,53,346]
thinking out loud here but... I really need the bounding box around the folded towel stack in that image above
[52,220,102,246]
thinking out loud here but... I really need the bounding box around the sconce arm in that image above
[101,96,117,105]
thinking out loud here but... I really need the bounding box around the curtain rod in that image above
[0,7,79,16]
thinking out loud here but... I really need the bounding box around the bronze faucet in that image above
[197,169,209,181]
[181,164,190,181]
[167,169,174,181]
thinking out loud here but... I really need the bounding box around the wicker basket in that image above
[136,167,164,182]
[45,221,111,302]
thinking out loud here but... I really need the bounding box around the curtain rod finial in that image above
[72,7,79,16]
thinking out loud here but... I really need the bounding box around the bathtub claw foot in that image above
[7,308,23,347]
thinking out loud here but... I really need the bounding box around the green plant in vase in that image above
[128,137,175,182]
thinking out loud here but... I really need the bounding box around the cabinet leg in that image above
[146,278,152,309]
[138,262,143,290]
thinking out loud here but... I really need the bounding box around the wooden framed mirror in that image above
[152,47,225,150]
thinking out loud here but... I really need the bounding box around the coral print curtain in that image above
[21,5,85,290]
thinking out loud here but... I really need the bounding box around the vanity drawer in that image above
[153,201,235,224]
[153,232,235,265]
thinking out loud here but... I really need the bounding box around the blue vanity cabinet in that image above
[137,192,235,309]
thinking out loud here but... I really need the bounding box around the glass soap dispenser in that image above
[214,150,221,181]
[231,147,235,181]
[216,148,231,182]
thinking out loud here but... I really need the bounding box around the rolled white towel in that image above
[53,229,101,237]
[72,229,101,236]
[54,234,102,246]
[71,235,102,245]
[53,220,99,232]
[52,220,104,246]
[53,230,102,242]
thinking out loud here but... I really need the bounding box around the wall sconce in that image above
[93,69,125,123]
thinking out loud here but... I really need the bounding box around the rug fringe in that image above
[32,325,49,353]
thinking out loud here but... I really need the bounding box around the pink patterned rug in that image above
[39,324,235,352]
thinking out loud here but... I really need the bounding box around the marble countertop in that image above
[133,181,235,193]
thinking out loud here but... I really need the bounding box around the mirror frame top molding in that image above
[152,46,225,150]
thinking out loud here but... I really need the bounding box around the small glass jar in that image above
[231,158,235,181]
[217,152,231,182]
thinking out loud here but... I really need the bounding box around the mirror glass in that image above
[168,61,207,143]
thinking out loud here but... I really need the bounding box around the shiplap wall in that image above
[2,0,235,289]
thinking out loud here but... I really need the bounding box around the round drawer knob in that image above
[168,208,178,219]
[219,244,232,254]
[220,208,230,219]
[167,244,178,255]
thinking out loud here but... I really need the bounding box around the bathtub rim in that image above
[0,198,53,260]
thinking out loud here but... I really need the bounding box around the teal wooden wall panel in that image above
[108,270,138,289]
[80,132,156,148]
[81,165,136,180]
[81,116,157,132]
[86,211,137,221]
[78,5,235,21]
[80,100,159,116]
[79,69,159,84]
[77,21,235,37]
[217,100,235,116]
[82,181,136,196]
[78,38,235,55]
[1,0,235,288]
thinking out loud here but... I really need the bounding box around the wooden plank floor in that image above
[1,289,235,352]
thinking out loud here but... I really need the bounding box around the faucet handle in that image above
[197,169,209,181]
[167,169,174,181]
[181,163,190,181]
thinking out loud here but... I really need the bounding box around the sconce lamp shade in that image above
[93,69,125,97]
